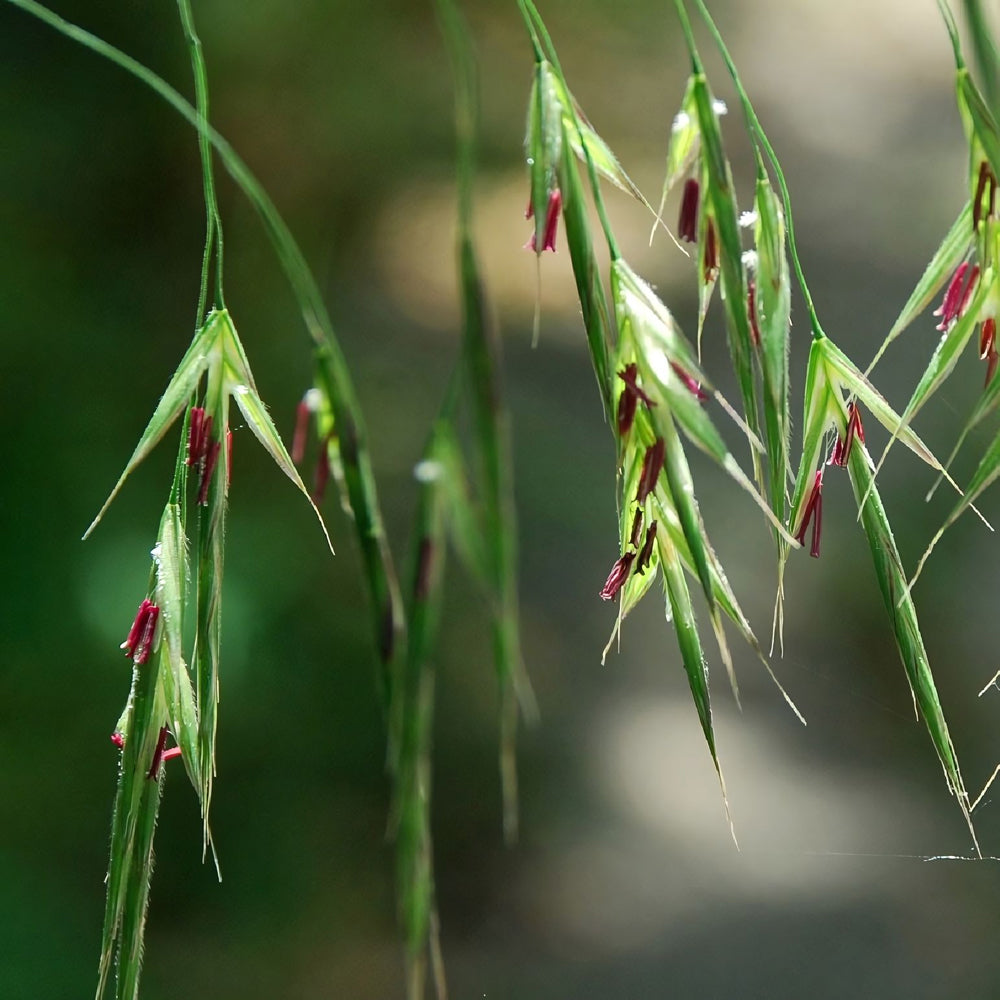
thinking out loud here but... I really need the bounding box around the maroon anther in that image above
[147,726,182,780]
[703,218,718,280]
[984,318,999,386]
[617,386,638,436]
[794,470,824,558]
[678,178,700,243]
[616,363,656,437]
[312,433,332,504]
[974,161,997,231]
[110,732,125,750]
[528,189,562,253]
[635,521,658,574]
[122,599,159,665]
[599,552,636,601]
[831,403,865,467]
[935,262,979,331]
[187,407,206,466]
[747,279,761,347]
[197,438,221,506]
[292,400,310,465]
[636,438,666,504]
[618,364,656,407]
[629,508,643,549]
[670,361,708,402]
[980,317,996,359]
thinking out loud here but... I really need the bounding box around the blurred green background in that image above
[4,1,1000,997]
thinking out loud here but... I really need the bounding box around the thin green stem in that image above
[939,0,966,67]
[514,0,543,64]
[176,0,225,317]
[962,0,1000,109]
[685,0,825,341]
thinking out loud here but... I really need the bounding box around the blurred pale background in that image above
[3,1,1000,997]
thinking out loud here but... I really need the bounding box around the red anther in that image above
[147,726,169,780]
[833,402,865,467]
[528,190,562,252]
[599,552,636,601]
[312,434,332,504]
[669,360,709,402]
[810,487,823,558]
[935,262,979,331]
[122,599,159,665]
[629,508,643,549]
[197,438,221,506]
[187,407,206,466]
[747,280,761,347]
[122,598,153,658]
[635,521,658,574]
[980,318,996,359]
[110,732,125,750]
[292,400,310,465]
[636,438,665,504]
[524,193,534,221]
[678,178,699,243]
[794,469,824,558]
[703,218,718,280]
